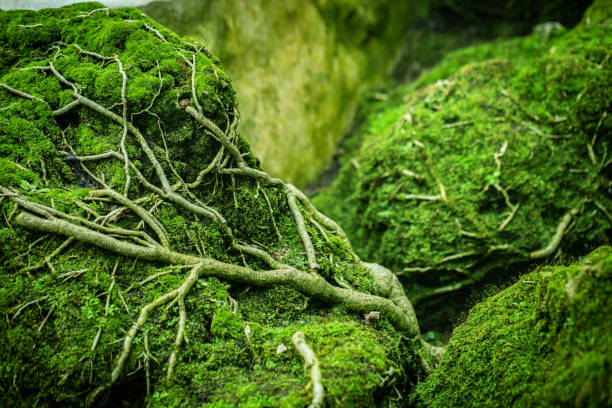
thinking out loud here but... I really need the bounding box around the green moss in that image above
[152,314,422,408]
[413,246,612,407]
[314,0,611,329]
[0,4,421,407]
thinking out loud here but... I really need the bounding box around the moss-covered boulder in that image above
[414,246,612,407]
[314,0,612,329]
[0,4,436,407]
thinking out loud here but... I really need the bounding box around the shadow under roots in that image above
[100,374,147,408]
[411,260,535,340]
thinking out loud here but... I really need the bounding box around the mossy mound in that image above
[314,0,612,329]
[0,4,429,407]
[414,246,612,407]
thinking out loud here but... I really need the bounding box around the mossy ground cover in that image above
[0,3,435,407]
[313,0,611,330]
[414,245,612,407]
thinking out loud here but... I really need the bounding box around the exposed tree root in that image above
[292,331,324,408]
[398,193,442,201]
[19,237,73,274]
[397,137,587,302]
[87,263,205,404]
[12,295,49,320]
[0,82,45,103]
[530,208,580,259]
[13,211,423,339]
[287,190,319,270]
[91,189,169,249]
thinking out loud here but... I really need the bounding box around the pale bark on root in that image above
[292,331,324,408]
[87,264,204,405]
[530,208,580,258]
[14,211,422,340]
[286,183,358,262]
[286,191,319,270]
[91,189,169,249]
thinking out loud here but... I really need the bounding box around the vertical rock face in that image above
[414,246,612,407]
[140,0,429,186]
[313,0,611,329]
[0,4,433,407]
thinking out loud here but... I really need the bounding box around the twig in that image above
[499,203,520,231]
[438,251,477,264]
[397,193,441,201]
[37,306,55,332]
[91,189,169,249]
[287,184,358,261]
[401,169,424,180]
[493,184,519,230]
[0,82,46,103]
[259,185,282,241]
[398,266,432,275]
[20,237,74,274]
[143,331,151,397]
[143,23,167,42]
[167,296,187,379]
[58,268,88,282]
[493,141,508,172]
[190,54,203,115]
[594,200,612,222]
[12,296,49,319]
[105,261,119,316]
[114,56,131,197]
[309,218,329,243]
[442,120,472,129]
[125,265,193,292]
[116,288,130,314]
[88,263,204,403]
[73,200,99,218]
[91,327,102,352]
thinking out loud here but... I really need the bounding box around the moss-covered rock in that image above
[0,4,429,407]
[314,0,612,329]
[414,246,612,407]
